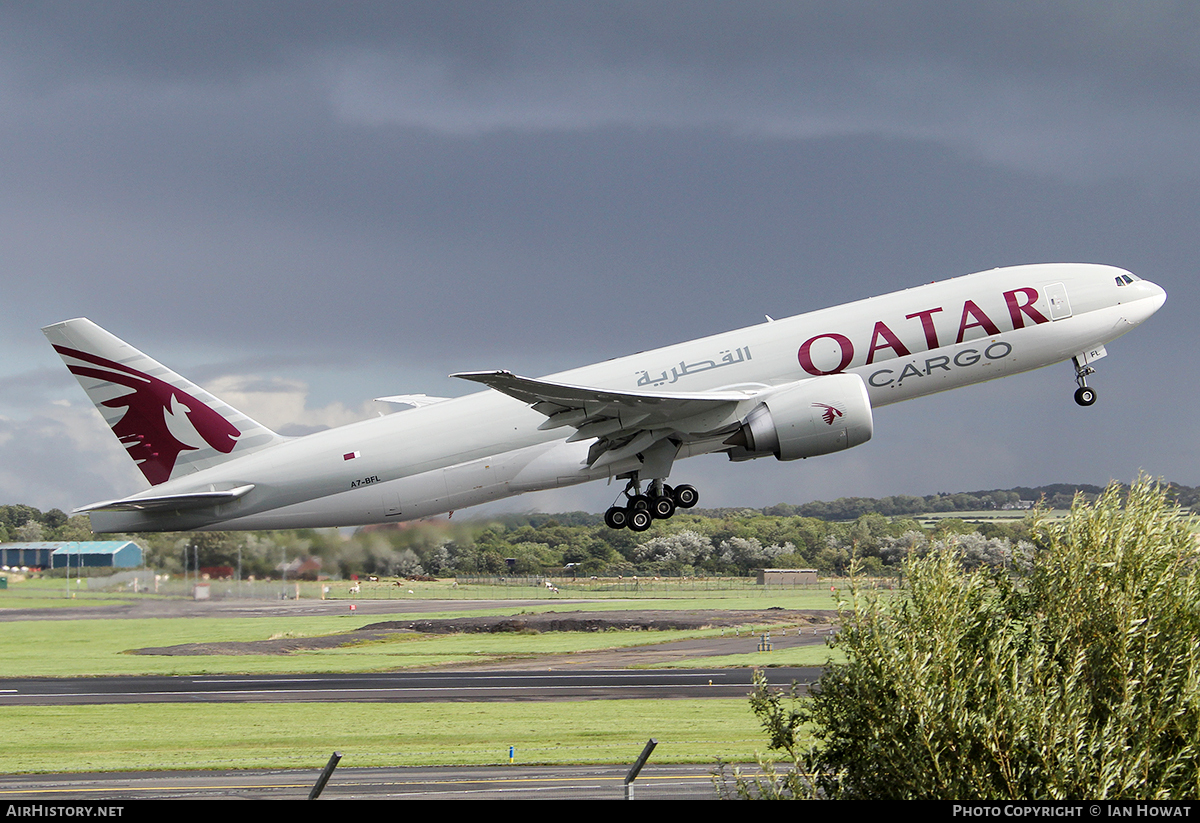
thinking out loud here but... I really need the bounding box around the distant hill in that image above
[692,480,1199,522]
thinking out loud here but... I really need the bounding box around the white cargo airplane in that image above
[45,263,1164,534]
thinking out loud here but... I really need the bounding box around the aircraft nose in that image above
[1120,277,1166,327]
[1141,279,1167,312]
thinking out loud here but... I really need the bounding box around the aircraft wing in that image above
[374,394,451,408]
[452,370,753,468]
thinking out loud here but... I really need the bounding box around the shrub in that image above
[729,478,1200,799]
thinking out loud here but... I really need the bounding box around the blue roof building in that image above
[0,541,142,569]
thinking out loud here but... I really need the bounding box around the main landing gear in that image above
[604,479,699,531]
[1073,356,1097,407]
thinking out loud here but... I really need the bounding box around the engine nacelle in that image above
[727,373,874,461]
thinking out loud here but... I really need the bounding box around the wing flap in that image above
[453,370,752,470]
[453,370,749,427]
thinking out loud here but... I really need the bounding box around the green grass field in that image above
[0,577,832,772]
[3,574,845,607]
[0,577,843,677]
[0,615,834,677]
[0,700,805,774]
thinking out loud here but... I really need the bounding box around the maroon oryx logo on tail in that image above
[813,402,844,426]
[54,346,241,485]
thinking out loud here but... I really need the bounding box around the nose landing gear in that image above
[1073,355,1097,407]
[604,478,699,531]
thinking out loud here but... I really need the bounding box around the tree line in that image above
[3,478,1195,578]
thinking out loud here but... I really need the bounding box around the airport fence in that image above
[86,574,855,600]
[77,571,897,601]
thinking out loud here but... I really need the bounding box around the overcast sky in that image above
[3,1,1197,517]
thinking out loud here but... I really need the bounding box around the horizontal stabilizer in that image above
[76,484,256,513]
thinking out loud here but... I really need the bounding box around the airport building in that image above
[0,541,142,570]
[757,568,819,586]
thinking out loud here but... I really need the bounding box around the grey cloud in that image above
[0,407,143,510]
[10,3,1193,91]
[0,2,1195,515]
[3,3,1198,182]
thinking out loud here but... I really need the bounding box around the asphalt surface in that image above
[0,667,821,705]
[0,764,738,801]
[0,596,575,621]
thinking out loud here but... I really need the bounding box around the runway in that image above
[0,667,820,705]
[0,763,738,800]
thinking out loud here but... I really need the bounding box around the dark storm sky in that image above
[3,2,1195,513]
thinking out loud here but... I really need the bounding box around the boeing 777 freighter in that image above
[44,263,1165,533]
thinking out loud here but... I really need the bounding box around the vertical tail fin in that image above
[43,318,285,486]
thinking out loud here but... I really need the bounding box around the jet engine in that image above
[726,373,873,461]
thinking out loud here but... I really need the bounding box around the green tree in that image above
[14,519,44,542]
[730,478,1200,799]
[51,515,95,542]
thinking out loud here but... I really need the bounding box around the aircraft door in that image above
[1044,282,1072,320]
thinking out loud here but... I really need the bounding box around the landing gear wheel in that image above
[628,508,653,532]
[627,494,651,512]
[651,495,677,520]
[1072,356,1098,408]
[673,484,699,509]
[604,506,629,529]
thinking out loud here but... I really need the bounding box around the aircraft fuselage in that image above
[55,263,1163,532]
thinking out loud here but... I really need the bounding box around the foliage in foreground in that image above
[720,478,1200,799]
